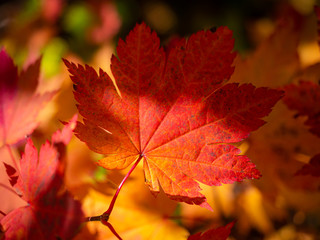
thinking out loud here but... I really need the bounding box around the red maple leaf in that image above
[283,81,320,137]
[64,23,283,208]
[0,48,56,147]
[0,116,84,239]
[188,221,235,240]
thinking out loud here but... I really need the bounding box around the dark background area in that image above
[1,0,312,59]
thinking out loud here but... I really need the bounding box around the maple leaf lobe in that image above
[0,49,18,95]
[0,49,56,147]
[283,81,320,137]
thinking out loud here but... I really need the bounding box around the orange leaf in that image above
[64,23,283,208]
[230,8,301,87]
[283,81,320,137]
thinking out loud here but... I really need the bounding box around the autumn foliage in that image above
[63,23,282,211]
[1,2,320,240]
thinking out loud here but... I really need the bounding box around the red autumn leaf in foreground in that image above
[295,153,320,177]
[0,49,56,147]
[0,117,83,239]
[64,23,283,208]
[188,221,235,240]
[283,81,320,137]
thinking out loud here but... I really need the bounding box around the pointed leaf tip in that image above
[3,162,18,186]
[188,221,235,240]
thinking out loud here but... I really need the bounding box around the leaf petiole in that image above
[85,155,144,239]
[104,155,143,216]
[104,222,123,240]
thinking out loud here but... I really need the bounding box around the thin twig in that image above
[85,216,101,222]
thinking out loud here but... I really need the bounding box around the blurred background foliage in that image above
[1,0,320,239]
[1,0,318,63]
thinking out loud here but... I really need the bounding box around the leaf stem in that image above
[105,222,123,240]
[104,155,143,216]
[85,155,144,239]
